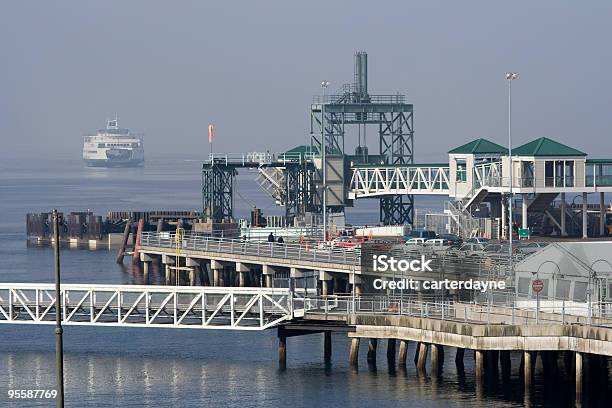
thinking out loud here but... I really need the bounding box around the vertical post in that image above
[600,192,606,236]
[582,192,588,239]
[560,192,567,236]
[455,347,465,366]
[387,339,396,366]
[52,209,65,408]
[115,218,132,264]
[321,101,327,243]
[367,338,377,364]
[143,261,149,285]
[279,336,287,370]
[522,193,528,230]
[349,337,360,367]
[417,343,428,371]
[524,351,534,389]
[398,340,408,367]
[324,331,332,363]
[431,344,442,375]
[475,350,484,384]
[501,198,507,239]
[575,351,583,400]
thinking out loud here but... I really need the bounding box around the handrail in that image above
[140,232,361,266]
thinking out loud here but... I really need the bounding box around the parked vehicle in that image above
[516,241,549,255]
[457,243,487,257]
[465,237,490,245]
[406,229,437,240]
[438,233,463,247]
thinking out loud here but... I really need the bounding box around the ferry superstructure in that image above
[83,119,144,167]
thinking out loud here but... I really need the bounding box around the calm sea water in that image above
[0,157,601,407]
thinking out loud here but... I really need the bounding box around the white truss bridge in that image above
[348,165,450,198]
[0,284,298,331]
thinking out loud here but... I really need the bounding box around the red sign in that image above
[532,279,544,294]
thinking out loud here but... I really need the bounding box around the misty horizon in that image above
[2,1,612,163]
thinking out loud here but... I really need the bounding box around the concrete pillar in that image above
[324,331,332,363]
[211,260,223,287]
[349,338,360,367]
[431,344,443,374]
[600,192,606,236]
[475,350,484,384]
[561,192,567,236]
[164,264,171,285]
[387,339,396,365]
[398,340,408,367]
[279,336,287,370]
[236,262,250,287]
[575,352,583,400]
[189,267,196,286]
[416,343,428,371]
[349,274,362,296]
[263,265,276,288]
[501,197,507,239]
[522,193,528,230]
[367,338,377,364]
[142,261,150,284]
[319,271,332,296]
[524,351,535,389]
[500,351,512,379]
[582,192,588,239]
[455,347,465,366]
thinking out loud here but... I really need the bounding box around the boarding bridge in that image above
[348,165,451,198]
[0,284,296,331]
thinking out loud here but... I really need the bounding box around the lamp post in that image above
[52,209,65,408]
[506,72,518,275]
[536,260,560,325]
[321,80,330,242]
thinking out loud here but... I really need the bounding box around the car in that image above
[406,229,437,240]
[516,241,549,255]
[405,238,426,246]
[438,233,463,247]
[465,237,490,244]
[457,243,486,256]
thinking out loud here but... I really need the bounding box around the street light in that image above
[506,72,519,275]
[321,80,330,242]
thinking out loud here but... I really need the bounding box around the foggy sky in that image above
[1,1,612,162]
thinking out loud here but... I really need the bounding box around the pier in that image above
[1,283,610,401]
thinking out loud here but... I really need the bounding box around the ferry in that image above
[82,118,144,167]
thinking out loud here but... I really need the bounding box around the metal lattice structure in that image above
[310,51,415,224]
[202,164,234,222]
[0,284,294,330]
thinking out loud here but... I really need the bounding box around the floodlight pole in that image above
[506,72,518,274]
[52,209,65,408]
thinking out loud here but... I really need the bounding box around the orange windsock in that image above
[208,124,213,144]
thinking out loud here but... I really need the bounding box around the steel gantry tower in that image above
[310,51,415,225]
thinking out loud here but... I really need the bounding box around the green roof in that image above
[512,137,586,157]
[285,145,318,155]
[448,138,508,155]
[354,162,449,168]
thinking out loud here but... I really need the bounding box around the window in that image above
[518,277,530,295]
[456,159,467,182]
[545,161,554,187]
[556,279,571,300]
[573,281,588,302]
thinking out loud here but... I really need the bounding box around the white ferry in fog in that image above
[82,118,144,167]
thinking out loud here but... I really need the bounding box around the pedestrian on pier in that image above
[277,236,284,245]
[267,232,275,243]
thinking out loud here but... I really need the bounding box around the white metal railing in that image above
[0,284,294,330]
[140,232,361,267]
[205,151,315,166]
[299,295,612,327]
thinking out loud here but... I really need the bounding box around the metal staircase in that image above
[255,167,286,205]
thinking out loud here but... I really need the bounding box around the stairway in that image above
[255,167,286,205]
[527,193,558,212]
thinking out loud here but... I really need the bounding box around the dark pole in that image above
[52,209,65,408]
